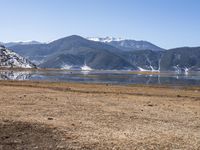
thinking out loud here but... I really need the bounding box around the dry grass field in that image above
[0,81,200,149]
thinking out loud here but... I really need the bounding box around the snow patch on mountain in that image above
[87,37,124,43]
[61,62,93,71]
[81,64,92,71]
[62,65,93,71]
[138,67,149,71]
[62,64,73,70]
[138,66,159,72]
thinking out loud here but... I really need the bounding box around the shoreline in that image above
[1,79,200,90]
[0,67,162,74]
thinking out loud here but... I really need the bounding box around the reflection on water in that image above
[0,70,200,86]
[0,71,32,80]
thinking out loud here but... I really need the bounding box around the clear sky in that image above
[0,0,200,49]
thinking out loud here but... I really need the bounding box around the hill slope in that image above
[0,45,36,68]
[160,47,200,72]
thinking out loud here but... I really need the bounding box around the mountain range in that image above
[0,41,42,48]
[1,35,200,72]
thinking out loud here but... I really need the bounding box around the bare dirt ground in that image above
[0,81,200,150]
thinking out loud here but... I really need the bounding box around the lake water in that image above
[0,70,200,86]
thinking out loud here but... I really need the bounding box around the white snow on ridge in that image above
[87,37,124,43]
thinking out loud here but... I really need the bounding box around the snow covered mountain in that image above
[0,45,36,68]
[87,37,164,51]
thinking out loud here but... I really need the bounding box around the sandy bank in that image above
[0,81,200,149]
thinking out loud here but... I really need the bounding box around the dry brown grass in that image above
[0,81,200,149]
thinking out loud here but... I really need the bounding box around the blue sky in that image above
[0,0,200,49]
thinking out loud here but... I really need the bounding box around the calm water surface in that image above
[0,70,200,86]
